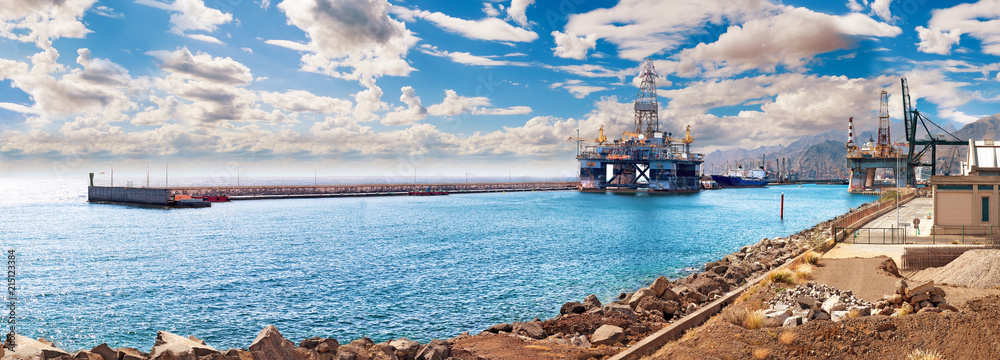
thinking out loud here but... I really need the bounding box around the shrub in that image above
[803,250,821,265]
[778,331,796,345]
[906,349,944,360]
[847,308,861,318]
[752,347,771,359]
[744,309,765,329]
[768,269,795,284]
[793,264,814,283]
[723,307,747,326]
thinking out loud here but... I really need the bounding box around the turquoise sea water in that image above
[0,178,875,350]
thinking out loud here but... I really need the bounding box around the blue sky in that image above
[1,0,998,179]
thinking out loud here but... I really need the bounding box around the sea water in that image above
[0,178,875,350]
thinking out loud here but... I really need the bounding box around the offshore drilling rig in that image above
[846,90,907,193]
[569,59,704,192]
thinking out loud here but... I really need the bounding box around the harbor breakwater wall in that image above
[168,182,577,198]
[88,186,171,206]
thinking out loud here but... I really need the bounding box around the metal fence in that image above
[834,227,908,244]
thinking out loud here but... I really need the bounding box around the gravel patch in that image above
[912,250,1000,288]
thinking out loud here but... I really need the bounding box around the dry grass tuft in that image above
[723,307,748,326]
[792,264,814,283]
[768,269,795,284]
[847,308,861,318]
[778,331,796,345]
[803,250,821,265]
[744,309,765,330]
[752,347,771,359]
[950,240,960,244]
[906,349,944,360]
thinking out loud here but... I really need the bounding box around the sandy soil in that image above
[450,333,614,360]
[808,256,901,303]
[649,289,1000,360]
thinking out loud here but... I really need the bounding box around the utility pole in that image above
[111,163,114,187]
[165,161,168,187]
[146,163,150,187]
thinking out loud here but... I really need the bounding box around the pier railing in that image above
[829,190,917,242]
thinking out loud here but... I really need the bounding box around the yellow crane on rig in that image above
[568,125,608,144]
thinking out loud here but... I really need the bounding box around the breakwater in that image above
[86,182,577,205]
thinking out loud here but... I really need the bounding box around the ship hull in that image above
[711,175,768,188]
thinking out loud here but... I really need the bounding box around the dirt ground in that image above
[649,290,1000,360]
[809,256,900,302]
[450,333,616,360]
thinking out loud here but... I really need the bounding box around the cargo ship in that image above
[571,59,703,193]
[711,167,768,188]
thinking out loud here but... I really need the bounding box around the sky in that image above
[1,0,999,180]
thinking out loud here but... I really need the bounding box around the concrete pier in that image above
[88,182,577,205]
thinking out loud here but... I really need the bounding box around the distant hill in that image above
[702,113,999,179]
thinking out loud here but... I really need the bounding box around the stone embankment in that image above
[2,326,452,360]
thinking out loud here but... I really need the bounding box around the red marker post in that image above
[781,192,784,220]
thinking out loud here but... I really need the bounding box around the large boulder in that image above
[5,335,70,359]
[821,295,847,314]
[487,323,512,333]
[388,338,419,359]
[905,280,934,297]
[627,288,655,308]
[649,276,670,297]
[151,331,219,359]
[604,304,637,321]
[560,302,586,315]
[248,325,297,360]
[90,343,118,360]
[414,339,449,360]
[583,294,602,309]
[590,325,624,346]
[513,321,546,339]
[117,348,148,360]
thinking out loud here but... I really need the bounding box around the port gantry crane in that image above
[900,78,967,187]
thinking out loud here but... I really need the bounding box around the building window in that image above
[984,197,991,222]
[938,185,974,190]
[979,185,995,190]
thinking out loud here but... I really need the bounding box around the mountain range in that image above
[702,113,1000,179]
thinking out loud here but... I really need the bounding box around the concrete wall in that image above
[167,182,577,197]
[932,175,1000,235]
[88,186,171,205]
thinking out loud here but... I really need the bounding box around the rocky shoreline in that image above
[3,219,846,360]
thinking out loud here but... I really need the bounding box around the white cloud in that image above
[136,0,232,36]
[916,26,962,55]
[550,79,608,98]
[474,106,532,115]
[846,0,864,12]
[264,39,313,52]
[551,31,598,60]
[92,5,124,19]
[482,3,501,18]
[870,0,893,22]
[382,86,428,125]
[507,0,534,27]
[564,0,777,61]
[427,90,491,117]
[186,33,225,44]
[0,0,96,43]
[241,47,253,54]
[393,7,538,43]
[546,64,632,78]
[260,90,353,114]
[675,6,900,77]
[418,44,527,67]
[274,0,417,80]
[925,0,1000,55]
[148,48,252,85]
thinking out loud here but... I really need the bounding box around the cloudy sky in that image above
[1,0,998,179]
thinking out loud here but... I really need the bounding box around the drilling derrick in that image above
[634,59,659,139]
[876,90,892,157]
